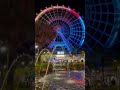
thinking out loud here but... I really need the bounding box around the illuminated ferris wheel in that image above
[35,5,85,52]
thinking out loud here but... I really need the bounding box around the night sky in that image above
[35,0,85,16]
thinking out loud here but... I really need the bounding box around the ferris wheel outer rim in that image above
[35,5,86,51]
[35,6,80,22]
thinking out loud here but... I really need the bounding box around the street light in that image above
[35,45,38,49]
[35,44,39,54]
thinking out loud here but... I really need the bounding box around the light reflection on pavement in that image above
[36,70,85,90]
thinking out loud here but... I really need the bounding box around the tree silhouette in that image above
[35,20,56,49]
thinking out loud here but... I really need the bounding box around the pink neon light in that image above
[70,9,80,18]
[73,79,85,85]
[36,6,81,21]
[54,26,60,32]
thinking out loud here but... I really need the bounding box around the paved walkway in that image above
[36,70,85,90]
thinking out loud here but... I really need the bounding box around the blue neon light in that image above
[48,15,85,52]
[75,75,81,79]
[78,17,85,46]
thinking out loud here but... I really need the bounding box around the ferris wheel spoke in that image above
[63,9,68,20]
[61,9,65,19]
[70,26,82,30]
[69,33,83,37]
[58,32,73,51]
[51,20,57,26]
[48,10,55,22]
[63,33,70,39]
[40,17,50,24]
[67,14,76,24]
[44,13,53,24]
[52,10,56,20]
[68,37,80,48]
[70,28,83,31]
[63,21,70,28]
[69,35,81,42]
[69,18,80,25]
[70,38,80,46]
[62,31,70,35]
[63,11,71,22]
[70,23,81,27]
